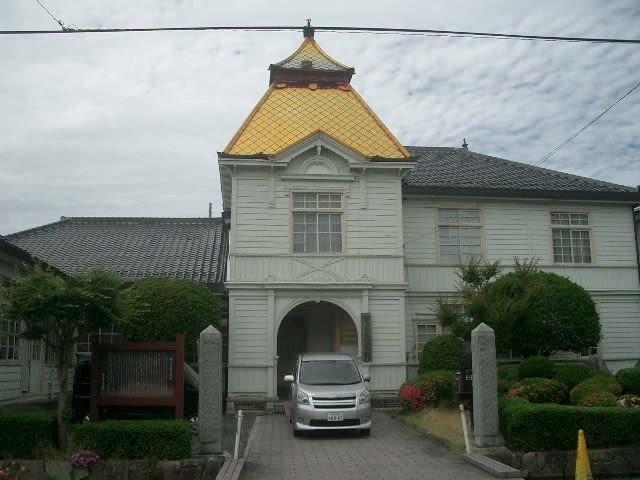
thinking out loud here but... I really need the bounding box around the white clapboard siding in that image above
[597,298,640,360]
[232,173,404,257]
[228,295,269,362]
[0,365,22,403]
[346,178,404,255]
[369,296,405,364]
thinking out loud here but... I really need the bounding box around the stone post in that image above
[471,322,500,447]
[198,325,223,455]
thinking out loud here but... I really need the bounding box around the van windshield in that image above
[299,359,362,385]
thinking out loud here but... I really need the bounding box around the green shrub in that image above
[570,373,621,406]
[506,377,568,404]
[72,420,191,460]
[498,364,520,394]
[499,396,640,452]
[418,336,463,374]
[518,356,556,380]
[575,392,617,407]
[553,364,593,390]
[0,411,57,458]
[616,367,640,395]
[416,370,457,408]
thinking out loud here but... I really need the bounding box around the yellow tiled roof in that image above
[225,84,410,159]
[225,33,409,160]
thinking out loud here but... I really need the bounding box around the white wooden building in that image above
[219,26,640,410]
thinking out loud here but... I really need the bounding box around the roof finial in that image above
[462,138,468,150]
[303,19,314,38]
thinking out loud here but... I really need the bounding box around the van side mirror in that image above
[284,374,294,383]
[362,374,371,382]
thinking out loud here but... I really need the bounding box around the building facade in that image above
[220,27,640,410]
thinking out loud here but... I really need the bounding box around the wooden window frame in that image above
[550,211,592,264]
[437,208,483,264]
[291,191,344,254]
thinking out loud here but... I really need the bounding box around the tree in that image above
[437,258,601,357]
[118,277,221,358]
[1,264,120,448]
[435,257,501,339]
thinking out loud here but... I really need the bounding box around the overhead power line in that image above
[535,79,640,167]
[0,24,639,44]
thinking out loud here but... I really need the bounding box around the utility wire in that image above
[34,0,75,31]
[535,80,640,166]
[0,24,639,44]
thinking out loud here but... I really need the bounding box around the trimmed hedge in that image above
[72,420,191,460]
[506,377,568,404]
[518,356,556,380]
[616,367,640,395]
[499,396,640,452]
[570,373,621,406]
[553,364,593,390]
[0,411,57,458]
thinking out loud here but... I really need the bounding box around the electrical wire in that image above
[34,0,75,31]
[0,24,639,44]
[535,80,640,166]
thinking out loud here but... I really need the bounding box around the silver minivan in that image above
[284,352,372,436]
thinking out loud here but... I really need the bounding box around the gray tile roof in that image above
[403,147,640,201]
[6,217,227,289]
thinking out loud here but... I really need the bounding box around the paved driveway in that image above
[239,411,499,480]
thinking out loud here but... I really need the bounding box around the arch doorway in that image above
[276,301,358,399]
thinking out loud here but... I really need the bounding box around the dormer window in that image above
[292,192,343,253]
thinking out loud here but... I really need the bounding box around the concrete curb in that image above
[463,453,525,479]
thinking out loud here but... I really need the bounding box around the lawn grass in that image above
[393,407,472,454]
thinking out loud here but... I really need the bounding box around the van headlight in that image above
[296,390,310,405]
[358,389,370,405]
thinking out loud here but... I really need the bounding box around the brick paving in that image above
[239,411,499,479]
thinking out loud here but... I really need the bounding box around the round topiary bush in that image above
[616,367,640,394]
[418,335,463,375]
[553,363,593,390]
[506,377,569,404]
[518,356,556,380]
[570,373,622,406]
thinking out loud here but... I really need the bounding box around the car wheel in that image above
[360,428,371,436]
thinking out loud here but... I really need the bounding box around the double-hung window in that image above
[0,318,21,362]
[551,212,591,264]
[438,208,482,264]
[415,323,438,361]
[292,192,342,253]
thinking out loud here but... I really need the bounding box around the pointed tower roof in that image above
[223,25,410,160]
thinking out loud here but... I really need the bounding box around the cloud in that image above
[1,0,639,234]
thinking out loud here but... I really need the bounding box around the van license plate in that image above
[327,413,343,421]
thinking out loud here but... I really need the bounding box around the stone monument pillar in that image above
[198,325,223,455]
[471,322,500,447]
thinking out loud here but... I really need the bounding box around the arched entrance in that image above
[276,301,358,399]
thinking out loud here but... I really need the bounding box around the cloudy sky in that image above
[1,0,639,234]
